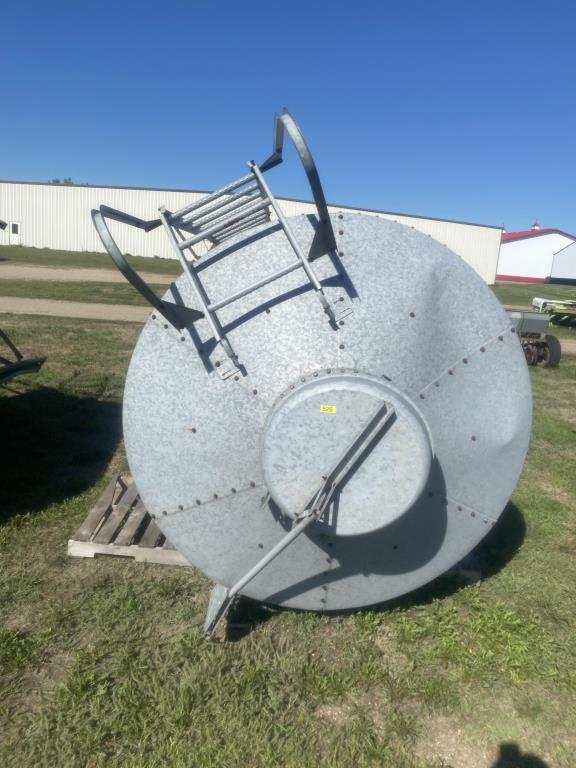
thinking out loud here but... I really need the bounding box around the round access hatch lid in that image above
[262,372,433,536]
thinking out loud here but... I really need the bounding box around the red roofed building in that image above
[497,222,576,282]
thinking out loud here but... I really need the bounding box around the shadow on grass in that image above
[230,501,526,636]
[0,385,121,522]
[491,742,550,767]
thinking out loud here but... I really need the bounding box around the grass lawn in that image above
[0,279,168,307]
[0,244,181,276]
[491,281,576,307]
[0,314,574,767]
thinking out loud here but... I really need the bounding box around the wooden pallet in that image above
[67,475,190,567]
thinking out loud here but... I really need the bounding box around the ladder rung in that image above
[211,211,271,243]
[171,172,254,220]
[188,189,264,230]
[178,184,260,227]
[208,260,303,312]
[178,199,271,249]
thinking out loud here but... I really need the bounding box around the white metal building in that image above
[0,180,502,283]
[496,223,576,282]
[550,240,576,283]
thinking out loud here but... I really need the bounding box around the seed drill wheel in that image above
[539,334,561,368]
[123,213,532,617]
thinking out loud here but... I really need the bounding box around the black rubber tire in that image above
[540,334,562,368]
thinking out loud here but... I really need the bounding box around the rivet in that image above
[471,435,477,441]
[191,427,197,433]
[313,372,319,377]
[250,481,256,488]
[152,314,157,320]
[258,543,264,549]
[339,344,345,350]
[163,324,169,329]
[196,499,201,505]
[215,361,221,368]
[339,251,345,257]
[252,389,258,395]
[260,496,266,504]
[231,487,237,494]
[327,368,332,374]
[419,393,425,399]
[178,505,183,511]
[393,545,398,550]
[480,346,485,352]
[498,335,503,342]
[300,377,305,382]
[323,571,330,576]
[162,510,168,516]
[457,505,463,511]
[320,598,327,604]
[290,384,295,389]
[151,514,156,519]
[428,491,433,497]
[511,327,516,334]
[434,382,440,387]
[409,312,415,318]
[213,493,218,499]
[234,375,239,381]
[448,369,454,375]
[180,336,185,342]
[471,511,476,518]
[339,320,345,326]
[339,296,345,302]
[265,308,271,314]
[463,358,468,364]
[338,214,343,219]
[327,542,334,548]
[338,229,344,235]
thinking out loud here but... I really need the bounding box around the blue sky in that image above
[2,0,575,232]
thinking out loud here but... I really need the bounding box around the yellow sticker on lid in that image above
[320,404,337,413]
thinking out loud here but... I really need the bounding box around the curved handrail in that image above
[260,109,337,254]
[91,205,204,329]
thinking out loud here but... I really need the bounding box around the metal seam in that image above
[159,482,267,519]
[416,324,516,397]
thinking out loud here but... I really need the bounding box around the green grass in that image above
[0,244,181,275]
[0,278,168,306]
[0,316,575,767]
[491,281,576,307]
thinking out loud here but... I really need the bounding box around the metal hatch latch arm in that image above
[203,401,396,639]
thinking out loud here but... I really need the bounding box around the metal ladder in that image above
[92,110,353,377]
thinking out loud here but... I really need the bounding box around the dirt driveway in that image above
[0,263,173,284]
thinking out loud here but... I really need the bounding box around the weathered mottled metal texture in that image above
[123,212,531,611]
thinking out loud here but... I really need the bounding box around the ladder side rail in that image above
[249,163,332,316]
[159,209,237,364]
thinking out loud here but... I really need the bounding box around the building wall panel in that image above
[497,234,575,281]
[0,181,501,283]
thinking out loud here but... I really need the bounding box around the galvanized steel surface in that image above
[123,212,531,611]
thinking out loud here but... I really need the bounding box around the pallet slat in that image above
[73,476,119,542]
[93,482,139,544]
[113,499,148,546]
[138,518,163,549]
